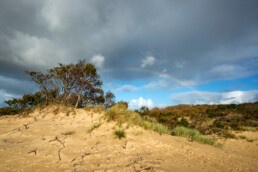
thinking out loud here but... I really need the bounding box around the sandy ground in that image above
[0,106,257,172]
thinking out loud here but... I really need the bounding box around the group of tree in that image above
[5,60,115,111]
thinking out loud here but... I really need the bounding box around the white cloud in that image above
[141,55,156,68]
[115,85,139,92]
[129,97,154,110]
[90,55,105,68]
[171,90,258,105]
[143,80,170,89]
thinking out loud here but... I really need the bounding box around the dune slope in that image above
[0,107,257,172]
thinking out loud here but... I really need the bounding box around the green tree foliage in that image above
[4,60,115,111]
[48,63,76,104]
[25,71,53,106]
[104,91,115,109]
[5,92,44,109]
[0,107,19,116]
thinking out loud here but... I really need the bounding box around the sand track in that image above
[0,107,257,172]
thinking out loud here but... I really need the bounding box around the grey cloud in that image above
[0,0,258,105]
[0,75,36,96]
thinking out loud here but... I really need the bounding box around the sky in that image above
[0,0,258,109]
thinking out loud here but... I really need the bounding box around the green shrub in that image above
[116,101,128,109]
[105,103,136,122]
[53,107,59,115]
[180,117,189,127]
[214,121,224,128]
[0,107,19,116]
[114,128,126,139]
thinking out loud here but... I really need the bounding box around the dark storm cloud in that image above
[0,0,258,103]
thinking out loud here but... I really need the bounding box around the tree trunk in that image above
[45,92,48,106]
[75,89,82,108]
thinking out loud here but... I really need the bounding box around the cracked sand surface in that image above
[0,106,257,172]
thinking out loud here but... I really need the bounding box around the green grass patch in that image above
[87,122,102,133]
[105,103,171,135]
[135,130,143,136]
[171,126,216,145]
[138,120,171,134]
[84,105,105,113]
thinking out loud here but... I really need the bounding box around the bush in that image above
[180,117,189,127]
[214,121,224,129]
[0,107,19,116]
[105,103,136,122]
[114,128,126,139]
[116,101,129,109]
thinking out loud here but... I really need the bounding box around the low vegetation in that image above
[84,105,105,113]
[114,128,126,139]
[87,122,102,133]
[61,131,76,136]
[137,103,258,140]
[0,61,115,116]
[171,126,216,145]
[105,102,219,145]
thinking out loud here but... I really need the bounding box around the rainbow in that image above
[99,67,209,103]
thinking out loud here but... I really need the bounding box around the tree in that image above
[25,60,114,108]
[71,60,103,108]
[5,92,44,109]
[48,63,76,104]
[104,91,115,109]
[25,71,52,106]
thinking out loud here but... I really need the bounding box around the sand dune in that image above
[0,106,257,172]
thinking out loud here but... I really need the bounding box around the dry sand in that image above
[0,106,257,172]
